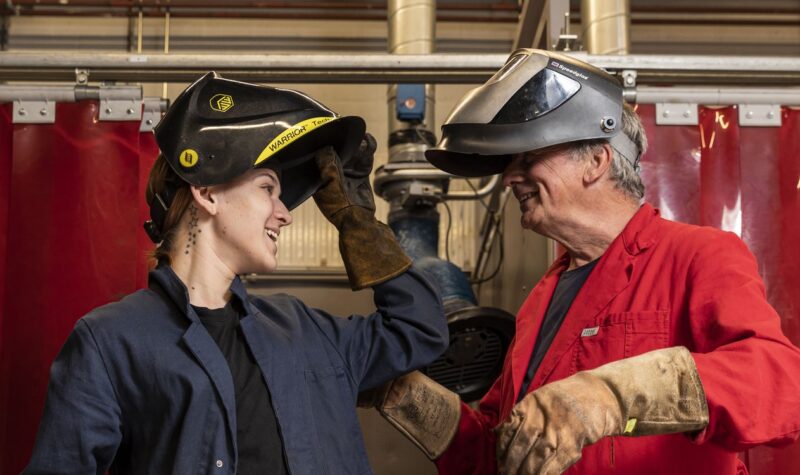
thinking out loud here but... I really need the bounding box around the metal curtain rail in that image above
[0,84,142,101]
[0,52,798,85]
[634,86,800,106]
[0,84,168,127]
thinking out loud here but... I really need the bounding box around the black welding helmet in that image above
[146,72,365,242]
[425,49,638,177]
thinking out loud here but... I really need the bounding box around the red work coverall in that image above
[436,204,800,475]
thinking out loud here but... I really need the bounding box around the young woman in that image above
[25,72,448,474]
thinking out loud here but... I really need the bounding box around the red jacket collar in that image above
[620,203,660,256]
[508,203,663,405]
[548,203,660,270]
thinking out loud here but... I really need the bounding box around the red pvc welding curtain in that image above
[638,104,800,474]
[0,101,157,473]
[0,103,798,473]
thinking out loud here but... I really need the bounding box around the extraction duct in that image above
[581,0,631,55]
[379,0,514,402]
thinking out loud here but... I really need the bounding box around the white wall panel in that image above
[267,82,482,272]
[276,181,480,271]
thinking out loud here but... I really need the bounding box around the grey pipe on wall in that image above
[387,0,436,139]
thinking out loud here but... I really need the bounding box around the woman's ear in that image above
[583,142,613,185]
[190,185,218,216]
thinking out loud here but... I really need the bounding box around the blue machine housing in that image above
[389,212,476,313]
[395,84,427,122]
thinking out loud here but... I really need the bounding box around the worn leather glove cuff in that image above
[591,346,709,437]
[333,206,412,290]
[373,371,461,461]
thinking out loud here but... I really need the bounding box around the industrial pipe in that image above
[581,0,631,55]
[0,52,798,85]
[387,0,436,158]
[373,167,501,200]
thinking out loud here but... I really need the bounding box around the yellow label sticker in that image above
[179,149,199,168]
[623,418,637,435]
[254,116,334,165]
[209,93,234,112]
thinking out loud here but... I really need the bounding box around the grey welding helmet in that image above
[425,49,639,177]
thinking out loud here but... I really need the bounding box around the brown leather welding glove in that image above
[313,133,411,290]
[359,371,461,460]
[496,346,709,475]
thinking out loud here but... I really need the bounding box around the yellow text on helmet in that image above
[255,116,334,165]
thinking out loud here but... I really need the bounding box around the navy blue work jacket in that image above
[25,265,447,474]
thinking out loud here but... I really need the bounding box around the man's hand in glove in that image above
[313,133,411,290]
[495,347,709,475]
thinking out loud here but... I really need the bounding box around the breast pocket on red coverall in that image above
[572,310,670,373]
[569,310,670,469]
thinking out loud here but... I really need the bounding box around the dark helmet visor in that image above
[492,68,581,124]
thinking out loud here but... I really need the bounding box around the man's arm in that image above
[434,373,507,475]
[494,230,800,474]
[687,232,800,449]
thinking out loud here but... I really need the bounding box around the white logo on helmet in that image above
[550,60,589,81]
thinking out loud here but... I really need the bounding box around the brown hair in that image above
[145,154,194,266]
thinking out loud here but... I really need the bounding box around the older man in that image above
[364,49,800,474]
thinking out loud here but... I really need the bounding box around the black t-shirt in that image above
[193,300,289,475]
[517,259,599,402]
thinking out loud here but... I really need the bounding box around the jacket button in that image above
[215,459,224,468]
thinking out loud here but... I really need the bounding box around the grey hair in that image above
[570,103,648,200]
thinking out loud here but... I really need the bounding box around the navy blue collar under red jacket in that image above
[25,265,447,475]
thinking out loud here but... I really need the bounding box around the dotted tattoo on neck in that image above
[186,204,199,254]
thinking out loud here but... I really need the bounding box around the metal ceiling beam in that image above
[512,0,547,50]
[0,52,798,86]
[0,1,521,22]
[513,0,571,51]
[3,0,518,9]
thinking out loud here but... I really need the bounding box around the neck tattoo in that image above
[185,204,199,254]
